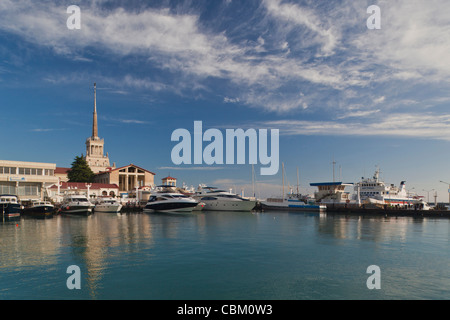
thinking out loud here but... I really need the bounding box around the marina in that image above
[2,0,450,303]
[1,209,449,300]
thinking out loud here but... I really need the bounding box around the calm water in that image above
[0,210,449,300]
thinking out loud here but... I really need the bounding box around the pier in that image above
[325,205,450,218]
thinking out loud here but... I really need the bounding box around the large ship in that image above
[352,168,429,209]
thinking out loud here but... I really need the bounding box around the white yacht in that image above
[94,197,123,213]
[59,194,93,215]
[144,192,199,213]
[194,186,256,212]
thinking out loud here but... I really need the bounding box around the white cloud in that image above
[259,113,450,141]
[2,0,450,118]
[262,0,340,56]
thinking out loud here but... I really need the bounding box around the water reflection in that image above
[1,210,449,299]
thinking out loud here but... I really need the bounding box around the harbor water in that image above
[1,210,449,300]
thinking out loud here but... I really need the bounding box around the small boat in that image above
[144,192,199,213]
[1,194,21,220]
[194,186,257,212]
[59,194,93,216]
[260,195,326,212]
[94,197,123,213]
[260,164,326,212]
[23,200,54,218]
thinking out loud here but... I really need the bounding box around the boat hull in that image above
[23,205,54,218]
[59,205,92,216]
[1,203,21,219]
[144,202,198,213]
[260,200,326,212]
[94,205,123,213]
[201,200,256,212]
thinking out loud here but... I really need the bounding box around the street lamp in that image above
[422,189,435,204]
[439,181,450,205]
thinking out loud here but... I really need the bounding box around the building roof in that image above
[162,176,176,180]
[55,167,71,174]
[309,182,354,186]
[96,163,155,175]
[49,182,119,190]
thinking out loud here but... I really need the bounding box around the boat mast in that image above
[282,162,285,199]
[332,157,336,183]
[252,164,255,198]
[296,167,299,196]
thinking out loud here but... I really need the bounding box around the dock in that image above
[325,205,450,218]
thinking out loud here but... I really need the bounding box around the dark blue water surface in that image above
[1,211,449,300]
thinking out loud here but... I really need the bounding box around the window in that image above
[17,185,40,196]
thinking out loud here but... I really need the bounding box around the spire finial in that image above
[92,83,98,138]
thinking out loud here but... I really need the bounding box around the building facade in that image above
[162,176,177,186]
[94,164,155,195]
[0,160,59,201]
[48,182,119,201]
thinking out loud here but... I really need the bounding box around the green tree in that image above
[68,155,95,183]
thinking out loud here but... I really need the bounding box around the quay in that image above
[325,204,450,218]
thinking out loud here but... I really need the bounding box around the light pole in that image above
[439,181,450,205]
[422,189,435,204]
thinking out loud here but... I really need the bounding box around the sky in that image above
[1,0,450,201]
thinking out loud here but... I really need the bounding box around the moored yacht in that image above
[94,197,122,213]
[23,200,54,218]
[59,194,93,216]
[1,195,22,220]
[260,164,326,212]
[194,186,256,211]
[260,191,326,212]
[144,192,199,213]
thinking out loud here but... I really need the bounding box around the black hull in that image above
[144,202,198,212]
[1,203,21,219]
[23,206,55,218]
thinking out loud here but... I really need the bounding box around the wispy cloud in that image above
[258,113,450,141]
[1,0,450,118]
[29,128,65,132]
[158,166,227,171]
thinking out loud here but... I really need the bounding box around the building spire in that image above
[92,83,98,138]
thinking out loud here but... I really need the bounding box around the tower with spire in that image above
[85,83,114,173]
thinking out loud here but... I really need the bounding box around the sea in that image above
[1,210,449,301]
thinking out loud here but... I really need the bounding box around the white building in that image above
[0,160,59,201]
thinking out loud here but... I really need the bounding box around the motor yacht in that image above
[59,194,93,215]
[194,186,256,211]
[144,192,199,213]
[94,197,123,213]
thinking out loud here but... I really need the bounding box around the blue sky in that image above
[1,0,450,200]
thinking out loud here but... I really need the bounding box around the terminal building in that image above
[1,83,157,202]
[0,160,59,201]
[82,84,156,194]
[85,83,115,174]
